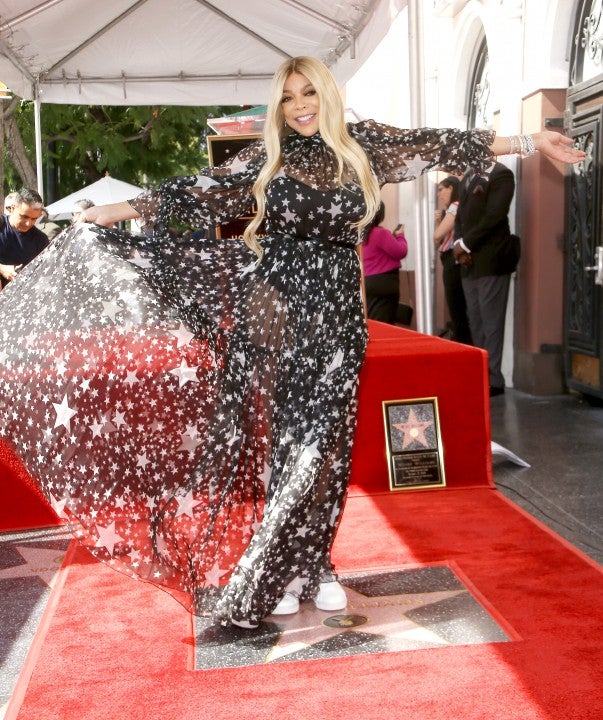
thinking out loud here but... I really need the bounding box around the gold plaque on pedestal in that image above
[382,397,446,491]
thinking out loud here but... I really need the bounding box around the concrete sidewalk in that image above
[490,389,603,566]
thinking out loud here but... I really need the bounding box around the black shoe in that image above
[489,386,505,397]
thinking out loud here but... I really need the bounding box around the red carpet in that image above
[6,488,603,720]
[3,323,602,719]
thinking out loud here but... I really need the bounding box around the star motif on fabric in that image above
[259,462,272,490]
[327,202,342,218]
[88,417,105,438]
[137,452,150,469]
[393,409,433,449]
[178,426,202,455]
[124,369,139,386]
[85,255,104,278]
[129,250,153,269]
[114,495,127,509]
[113,410,127,427]
[175,489,203,518]
[101,297,123,323]
[169,323,195,347]
[53,394,77,432]
[204,562,228,587]
[325,347,344,374]
[169,359,199,387]
[282,208,297,224]
[54,357,67,376]
[403,153,431,178]
[94,521,124,556]
[300,440,322,466]
[50,493,69,518]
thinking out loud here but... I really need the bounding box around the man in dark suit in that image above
[453,162,516,396]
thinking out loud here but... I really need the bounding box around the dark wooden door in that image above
[565,2,603,399]
[565,81,603,398]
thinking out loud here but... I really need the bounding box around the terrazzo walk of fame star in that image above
[193,565,511,669]
[0,526,72,709]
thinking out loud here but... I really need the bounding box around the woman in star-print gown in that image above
[0,56,584,628]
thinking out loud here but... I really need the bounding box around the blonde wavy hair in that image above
[243,56,381,258]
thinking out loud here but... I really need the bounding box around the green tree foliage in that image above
[7,101,241,202]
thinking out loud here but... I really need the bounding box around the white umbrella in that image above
[45,176,144,221]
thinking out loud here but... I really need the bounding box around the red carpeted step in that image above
[0,439,59,530]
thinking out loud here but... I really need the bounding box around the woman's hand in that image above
[77,201,140,228]
[491,131,586,164]
[533,131,586,164]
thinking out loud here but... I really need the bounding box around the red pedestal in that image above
[349,321,493,494]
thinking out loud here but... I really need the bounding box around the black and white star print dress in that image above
[0,121,493,626]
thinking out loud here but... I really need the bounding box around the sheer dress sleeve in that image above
[349,119,495,186]
[129,139,267,234]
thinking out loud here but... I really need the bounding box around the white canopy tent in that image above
[0,0,437,332]
[44,175,144,220]
[0,0,406,106]
[0,0,406,195]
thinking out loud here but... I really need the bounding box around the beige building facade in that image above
[347,0,603,398]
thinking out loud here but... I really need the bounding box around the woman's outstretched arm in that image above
[79,201,140,227]
[489,130,585,164]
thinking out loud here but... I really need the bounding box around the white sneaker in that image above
[314,580,347,611]
[230,618,259,629]
[271,591,300,615]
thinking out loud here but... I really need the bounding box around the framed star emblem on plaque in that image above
[382,397,446,491]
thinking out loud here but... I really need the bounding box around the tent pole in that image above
[407,0,432,336]
[33,80,44,199]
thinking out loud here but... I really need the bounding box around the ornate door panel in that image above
[565,95,602,396]
[565,1,603,398]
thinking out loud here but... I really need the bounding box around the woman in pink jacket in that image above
[362,201,408,323]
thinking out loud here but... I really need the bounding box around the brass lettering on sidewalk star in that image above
[382,397,446,490]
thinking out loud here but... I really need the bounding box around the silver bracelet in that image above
[508,136,517,154]
[524,134,537,155]
[517,133,537,156]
